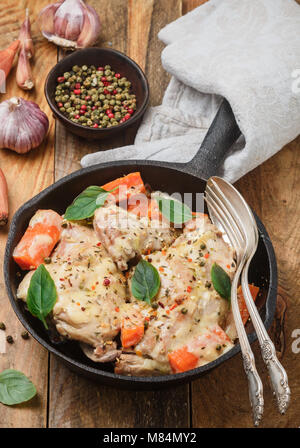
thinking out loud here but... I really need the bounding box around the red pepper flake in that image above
[144,316,150,321]
[204,253,210,259]
[226,264,231,269]
[91,285,96,290]
[159,267,164,273]
[161,250,166,256]
[103,278,111,286]
[115,307,120,312]
[166,310,170,315]
[187,258,193,262]
[59,278,65,282]
[187,286,192,293]
[170,303,178,311]
[76,302,80,306]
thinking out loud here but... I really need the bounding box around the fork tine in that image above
[205,192,240,253]
[210,178,250,241]
[206,185,244,246]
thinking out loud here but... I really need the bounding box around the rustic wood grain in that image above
[1,0,299,429]
[0,0,57,428]
[49,0,188,429]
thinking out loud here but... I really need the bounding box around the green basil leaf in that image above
[27,264,57,329]
[211,262,231,301]
[0,369,36,406]
[155,197,192,224]
[64,186,119,221]
[131,260,160,304]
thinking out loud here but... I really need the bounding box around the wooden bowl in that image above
[44,48,149,140]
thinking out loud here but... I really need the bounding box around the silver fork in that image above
[205,184,264,426]
[207,177,290,415]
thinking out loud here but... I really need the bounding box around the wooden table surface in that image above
[0,0,299,429]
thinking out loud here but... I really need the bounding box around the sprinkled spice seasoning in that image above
[103,278,110,286]
[54,64,137,128]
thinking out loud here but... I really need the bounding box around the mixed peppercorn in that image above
[54,64,137,128]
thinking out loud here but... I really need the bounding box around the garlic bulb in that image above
[38,0,101,50]
[0,97,49,154]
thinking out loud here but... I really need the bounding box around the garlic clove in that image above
[0,97,49,154]
[19,8,34,59]
[54,0,85,41]
[16,45,34,90]
[38,0,100,50]
[77,3,101,48]
[38,2,62,37]
[17,9,35,91]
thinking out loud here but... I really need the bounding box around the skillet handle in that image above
[186,99,241,179]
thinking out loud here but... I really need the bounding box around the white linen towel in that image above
[81,0,300,183]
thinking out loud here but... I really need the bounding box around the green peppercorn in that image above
[44,257,52,264]
[55,63,136,128]
[200,243,206,250]
[21,331,29,340]
[0,322,6,331]
[181,308,188,314]
[6,335,14,344]
[200,260,205,267]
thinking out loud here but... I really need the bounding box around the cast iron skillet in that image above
[4,100,277,389]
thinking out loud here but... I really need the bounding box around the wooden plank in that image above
[49,0,188,428]
[0,0,57,428]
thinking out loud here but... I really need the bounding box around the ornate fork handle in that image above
[242,352,264,426]
[241,277,291,414]
[231,265,264,426]
[260,339,290,414]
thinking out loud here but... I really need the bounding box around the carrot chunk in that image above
[237,284,260,325]
[13,209,62,270]
[168,346,198,373]
[101,172,146,204]
[121,323,144,348]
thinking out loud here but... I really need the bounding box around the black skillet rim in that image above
[4,161,277,386]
